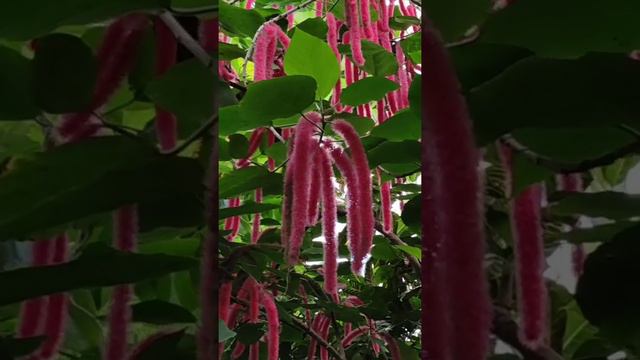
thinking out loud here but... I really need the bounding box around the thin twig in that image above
[169,5,218,15]
[158,11,214,70]
[241,0,316,83]
[269,126,286,143]
[161,115,218,156]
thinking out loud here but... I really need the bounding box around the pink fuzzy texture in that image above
[198,18,217,53]
[307,157,321,226]
[252,188,264,243]
[395,43,409,109]
[307,315,328,359]
[286,5,295,29]
[275,26,291,49]
[299,285,313,325]
[378,0,390,32]
[319,316,331,360]
[345,0,365,66]
[245,0,255,9]
[398,0,410,16]
[330,148,362,275]
[345,55,354,86]
[263,26,279,80]
[342,326,368,348]
[327,13,341,59]
[105,205,138,360]
[511,184,547,349]
[284,113,321,264]
[382,333,402,360]
[379,177,393,233]
[261,289,280,360]
[219,282,233,324]
[58,14,149,140]
[248,278,260,360]
[155,19,178,151]
[231,342,247,359]
[267,131,276,171]
[332,120,374,276]
[17,239,53,339]
[315,0,324,16]
[32,235,69,360]
[359,0,374,39]
[224,198,241,241]
[318,146,338,295]
[253,26,278,82]
[422,23,492,360]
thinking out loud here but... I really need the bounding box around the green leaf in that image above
[219,43,245,61]
[0,243,196,305]
[129,329,187,360]
[0,46,38,120]
[340,77,399,106]
[389,15,420,31]
[0,0,169,40]
[576,227,640,350]
[228,133,250,159]
[551,191,640,220]
[0,136,204,240]
[239,75,317,123]
[423,0,492,41]
[220,2,264,37]
[235,323,265,344]
[512,127,635,164]
[511,153,554,197]
[68,300,104,348]
[480,0,640,59]
[469,53,640,145]
[33,33,96,113]
[294,18,328,39]
[219,166,284,198]
[367,140,421,168]
[326,114,376,137]
[408,75,421,119]
[284,30,340,99]
[219,320,237,342]
[450,43,532,90]
[146,59,215,136]
[401,195,420,231]
[360,41,398,77]
[370,110,420,141]
[553,221,639,245]
[219,105,264,137]
[131,300,196,324]
[394,245,421,260]
[220,202,280,219]
[400,33,421,65]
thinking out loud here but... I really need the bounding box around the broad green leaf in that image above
[370,110,420,141]
[340,77,399,106]
[481,0,640,59]
[68,300,104,348]
[220,202,280,219]
[551,191,640,220]
[0,46,38,120]
[294,18,328,39]
[408,75,421,119]
[219,105,266,137]
[394,245,421,260]
[401,195,420,231]
[228,133,250,159]
[469,54,640,145]
[219,43,245,61]
[551,221,639,245]
[219,166,284,198]
[326,113,376,137]
[0,243,196,305]
[146,59,215,136]
[284,30,340,98]
[219,321,237,342]
[33,33,96,113]
[400,33,421,65]
[367,140,420,168]
[131,300,196,324]
[450,42,532,90]
[0,136,204,240]
[129,329,187,360]
[576,227,640,350]
[423,0,492,41]
[512,127,635,164]
[0,0,169,40]
[389,15,420,31]
[235,323,265,344]
[239,75,316,123]
[220,2,264,38]
[360,41,398,77]
[511,153,554,197]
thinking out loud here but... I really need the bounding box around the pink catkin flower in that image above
[330,148,362,274]
[307,156,321,226]
[17,239,53,339]
[319,316,331,360]
[345,0,365,66]
[359,0,374,39]
[556,173,585,276]
[58,14,149,141]
[198,18,217,53]
[245,0,255,9]
[262,289,280,360]
[332,120,374,276]
[511,184,548,349]
[237,128,266,168]
[155,19,178,151]
[318,146,338,295]
[275,26,291,49]
[308,315,329,360]
[422,22,492,360]
[342,326,369,348]
[378,0,390,32]
[284,113,321,264]
[286,5,295,29]
[395,43,409,109]
[32,235,69,360]
[381,333,402,360]
[253,26,277,82]
[105,205,138,360]
[315,0,324,17]
[379,174,393,233]
[248,278,260,360]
